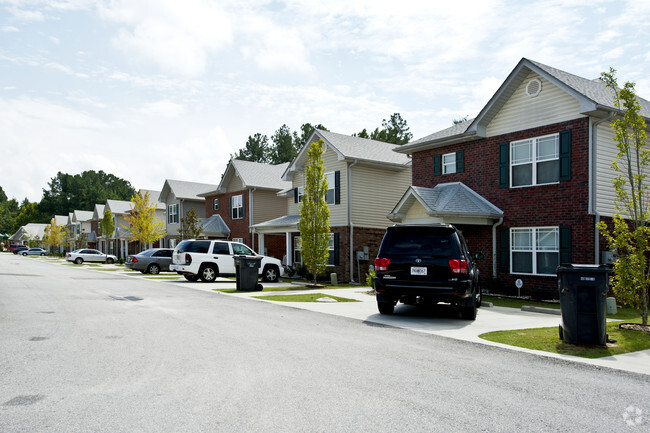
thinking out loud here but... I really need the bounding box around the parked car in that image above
[20,248,48,256]
[9,244,24,253]
[373,224,483,320]
[125,248,174,274]
[12,245,28,255]
[170,239,284,283]
[66,249,117,264]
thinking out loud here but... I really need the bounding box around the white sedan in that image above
[66,249,118,264]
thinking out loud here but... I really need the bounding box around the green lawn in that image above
[252,293,359,303]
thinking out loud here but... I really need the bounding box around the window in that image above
[511,134,559,187]
[293,234,336,266]
[168,204,179,224]
[212,242,230,255]
[511,227,559,275]
[327,233,335,266]
[213,198,220,211]
[294,236,302,264]
[325,172,335,204]
[232,243,254,255]
[297,187,304,203]
[231,195,243,219]
[442,153,456,174]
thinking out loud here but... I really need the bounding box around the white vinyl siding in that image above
[487,72,584,137]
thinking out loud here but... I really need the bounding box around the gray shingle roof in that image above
[389,183,503,221]
[162,179,219,201]
[407,118,475,146]
[106,199,133,215]
[200,214,230,237]
[73,210,94,222]
[251,214,300,229]
[316,130,411,165]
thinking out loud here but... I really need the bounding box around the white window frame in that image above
[325,172,335,204]
[442,153,456,174]
[231,195,243,219]
[213,198,220,211]
[297,187,304,203]
[510,133,560,188]
[510,227,559,276]
[168,204,179,224]
[293,234,335,266]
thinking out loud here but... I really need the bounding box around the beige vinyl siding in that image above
[595,123,650,218]
[322,149,348,226]
[252,190,287,224]
[350,165,412,228]
[487,71,584,137]
[288,171,304,215]
[226,173,244,192]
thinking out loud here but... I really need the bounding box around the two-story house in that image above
[253,130,412,283]
[388,58,650,296]
[90,204,106,252]
[199,159,292,258]
[158,180,218,248]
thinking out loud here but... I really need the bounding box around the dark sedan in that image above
[125,248,174,274]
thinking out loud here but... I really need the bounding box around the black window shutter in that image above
[334,171,341,205]
[241,195,246,219]
[456,150,464,173]
[498,227,509,272]
[559,129,572,181]
[333,232,339,266]
[229,197,232,219]
[433,154,441,176]
[498,142,509,188]
[294,187,298,203]
[559,225,571,265]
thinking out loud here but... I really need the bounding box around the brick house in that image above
[252,130,412,283]
[388,58,650,296]
[199,159,291,260]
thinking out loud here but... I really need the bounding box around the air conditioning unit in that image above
[602,251,618,264]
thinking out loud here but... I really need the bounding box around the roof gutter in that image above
[348,159,359,283]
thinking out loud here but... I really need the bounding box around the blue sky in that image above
[2,0,650,204]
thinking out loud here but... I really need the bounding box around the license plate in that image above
[411,266,427,276]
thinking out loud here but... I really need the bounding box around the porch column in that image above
[258,233,265,255]
[285,232,292,266]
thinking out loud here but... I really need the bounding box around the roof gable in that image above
[207,159,292,195]
[284,129,411,180]
[159,179,218,202]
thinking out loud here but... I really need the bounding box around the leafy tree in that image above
[14,201,43,228]
[122,191,166,251]
[0,198,19,234]
[233,133,271,163]
[179,208,204,240]
[354,113,412,145]
[294,123,328,150]
[77,230,88,249]
[99,208,115,253]
[40,170,135,216]
[270,124,299,164]
[44,217,69,251]
[298,139,331,284]
[597,68,649,326]
[0,186,7,202]
[453,116,470,125]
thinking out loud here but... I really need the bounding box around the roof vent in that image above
[525,78,542,97]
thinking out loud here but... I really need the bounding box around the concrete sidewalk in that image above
[180,280,650,377]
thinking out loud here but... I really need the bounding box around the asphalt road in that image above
[1,254,649,432]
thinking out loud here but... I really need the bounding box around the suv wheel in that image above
[377,300,395,315]
[200,265,218,282]
[262,265,279,283]
[460,296,477,320]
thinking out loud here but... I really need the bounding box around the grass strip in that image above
[484,295,639,320]
[252,293,359,303]
[479,319,650,358]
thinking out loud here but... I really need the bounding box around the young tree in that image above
[123,191,166,251]
[99,208,115,253]
[179,208,204,240]
[298,139,331,284]
[44,217,69,252]
[597,68,649,326]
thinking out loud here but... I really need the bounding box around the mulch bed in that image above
[619,323,650,333]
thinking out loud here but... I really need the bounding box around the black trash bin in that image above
[234,255,263,291]
[557,264,611,346]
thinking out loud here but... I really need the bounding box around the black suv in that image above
[373,224,482,320]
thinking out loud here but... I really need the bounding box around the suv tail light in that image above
[449,259,469,274]
[184,253,192,265]
[375,257,390,271]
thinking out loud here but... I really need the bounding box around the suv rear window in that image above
[380,227,459,258]
[176,240,211,254]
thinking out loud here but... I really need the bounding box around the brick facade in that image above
[204,190,252,245]
[412,118,594,296]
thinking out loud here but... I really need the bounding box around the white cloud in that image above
[99,0,233,77]
[2,25,19,32]
[139,99,186,117]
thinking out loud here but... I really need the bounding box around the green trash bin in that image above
[557,264,611,346]
[234,255,263,291]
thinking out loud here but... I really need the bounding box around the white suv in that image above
[170,239,284,283]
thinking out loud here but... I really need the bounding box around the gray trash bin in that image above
[557,264,611,346]
[234,255,263,291]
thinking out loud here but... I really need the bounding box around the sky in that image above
[1,0,650,205]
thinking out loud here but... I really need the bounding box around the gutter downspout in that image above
[492,216,504,278]
[250,188,256,251]
[348,159,359,283]
[591,112,615,264]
